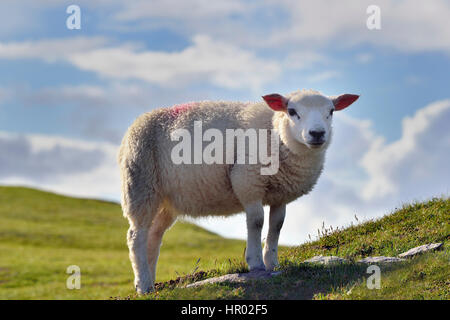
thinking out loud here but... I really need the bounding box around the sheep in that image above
[118,89,359,293]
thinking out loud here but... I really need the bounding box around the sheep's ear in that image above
[262,94,288,112]
[331,94,359,111]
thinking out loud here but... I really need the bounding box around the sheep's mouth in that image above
[307,141,325,149]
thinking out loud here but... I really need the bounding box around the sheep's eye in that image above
[329,109,334,116]
[288,109,300,119]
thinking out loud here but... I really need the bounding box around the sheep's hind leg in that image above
[244,201,266,271]
[125,196,160,294]
[263,204,286,271]
[147,207,177,285]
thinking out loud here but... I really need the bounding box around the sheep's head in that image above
[263,90,359,149]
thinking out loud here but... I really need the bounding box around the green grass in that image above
[140,196,449,300]
[0,186,448,300]
[0,186,251,299]
[326,250,450,300]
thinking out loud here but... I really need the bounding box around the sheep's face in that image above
[285,93,334,149]
[263,90,359,149]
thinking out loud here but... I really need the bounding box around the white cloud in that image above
[0,132,120,201]
[0,35,281,91]
[105,0,450,54]
[117,0,448,55]
[68,35,280,91]
[361,99,450,201]
[1,0,449,81]
[259,0,450,53]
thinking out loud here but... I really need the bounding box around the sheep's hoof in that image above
[135,283,153,295]
[249,265,266,272]
[263,261,278,272]
[264,266,275,272]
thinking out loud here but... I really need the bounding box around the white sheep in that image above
[118,89,359,293]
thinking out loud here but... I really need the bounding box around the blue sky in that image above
[0,0,449,244]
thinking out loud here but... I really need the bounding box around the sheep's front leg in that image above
[263,204,286,271]
[244,201,266,271]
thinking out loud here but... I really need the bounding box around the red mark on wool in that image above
[169,102,199,117]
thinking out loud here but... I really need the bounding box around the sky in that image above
[0,0,449,245]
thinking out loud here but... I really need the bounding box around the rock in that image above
[304,255,349,265]
[398,243,443,259]
[358,256,405,264]
[185,270,281,288]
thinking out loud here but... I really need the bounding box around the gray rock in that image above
[304,255,349,265]
[358,256,405,264]
[398,243,443,258]
[186,270,281,288]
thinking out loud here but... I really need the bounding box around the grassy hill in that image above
[0,186,448,300]
[0,186,252,299]
[137,195,449,300]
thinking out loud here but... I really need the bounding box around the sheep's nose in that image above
[309,130,325,140]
